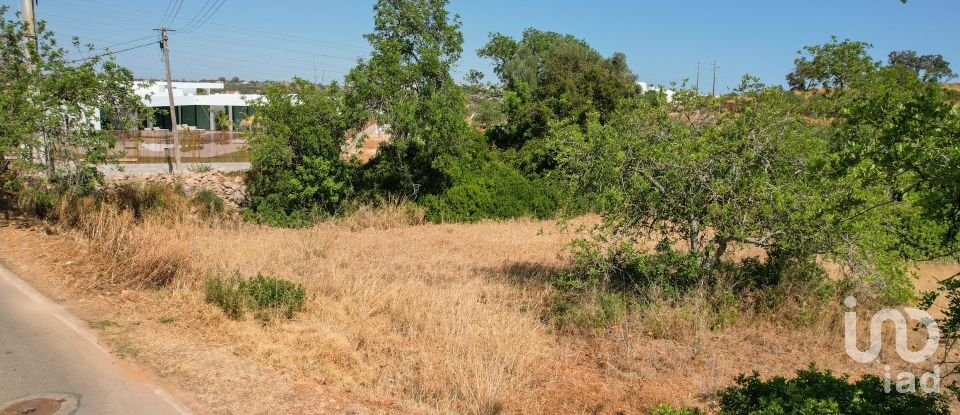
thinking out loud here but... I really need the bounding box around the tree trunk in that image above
[711,236,730,270]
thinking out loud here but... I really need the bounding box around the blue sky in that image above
[4,0,958,92]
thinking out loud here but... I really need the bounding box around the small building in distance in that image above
[638,81,676,102]
[135,81,260,131]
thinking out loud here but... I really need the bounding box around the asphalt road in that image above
[0,264,193,415]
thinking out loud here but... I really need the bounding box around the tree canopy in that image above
[0,6,144,201]
[478,29,640,150]
[245,79,357,225]
[887,50,956,82]
[346,0,477,197]
[786,36,879,91]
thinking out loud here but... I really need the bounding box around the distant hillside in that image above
[944,83,960,104]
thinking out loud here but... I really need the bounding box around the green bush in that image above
[191,190,224,218]
[109,182,183,218]
[649,404,702,415]
[50,166,104,197]
[559,240,708,296]
[552,234,842,331]
[420,159,558,222]
[716,366,950,415]
[549,291,630,330]
[204,273,306,321]
[18,186,59,219]
[651,366,949,415]
[245,79,357,227]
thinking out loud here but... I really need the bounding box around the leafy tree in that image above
[557,76,913,300]
[561,80,834,269]
[346,0,477,197]
[478,29,640,153]
[888,50,956,82]
[786,36,879,91]
[464,69,485,86]
[831,62,960,261]
[0,6,145,203]
[245,79,357,226]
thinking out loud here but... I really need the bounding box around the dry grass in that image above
[55,194,194,289]
[337,197,426,231]
[182,219,561,413]
[3,194,960,413]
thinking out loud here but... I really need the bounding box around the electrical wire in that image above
[177,0,213,32]
[98,35,157,51]
[43,0,492,81]
[181,0,227,33]
[67,41,157,63]
[167,0,184,27]
[158,0,174,27]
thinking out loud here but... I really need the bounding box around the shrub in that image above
[552,234,840,331]
[205,273,306,321]
[558,239,709,297]
[649,404,702,415]
[420,159,558,222]
[191,190,224,218]
[18,186,59,219]
[650,366,950,415]
[50,166,104,198]
[188,163,212,173]
[717,365,950,415]
[245,79,356,226]
[108,182,185,218]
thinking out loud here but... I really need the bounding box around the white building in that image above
[638,81,675,102]
[135,81,260,131]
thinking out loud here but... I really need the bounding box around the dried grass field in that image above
[1,204,957,414]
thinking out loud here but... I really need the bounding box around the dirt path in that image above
[0,263,194,415]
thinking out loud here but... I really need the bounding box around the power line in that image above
[167,0,184,27]
[47,0,371,54]
[67,41,156,63]
[42,0,489,82]
[181,0,226,33]
[98,35,157,51]
[178,0,213,33]
[178,32,361,62]
[158,0,175,27]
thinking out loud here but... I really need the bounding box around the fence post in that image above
[165,148,173,173]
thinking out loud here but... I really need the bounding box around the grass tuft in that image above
[205,272,306,321]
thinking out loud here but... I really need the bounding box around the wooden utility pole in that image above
[156,26,181,169]
[20,0,47,171]
[711,61,718,97]
[695,62,701,92]
[19,0,35,41]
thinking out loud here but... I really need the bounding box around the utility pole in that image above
[156,26,181,169]
[711,61,718,97]
[19,0,35,42]
[695,62,701,93]
[20,0,47,171]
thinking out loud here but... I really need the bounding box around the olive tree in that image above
[556,77,911,300]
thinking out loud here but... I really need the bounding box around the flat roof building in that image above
[135,81,260,131]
